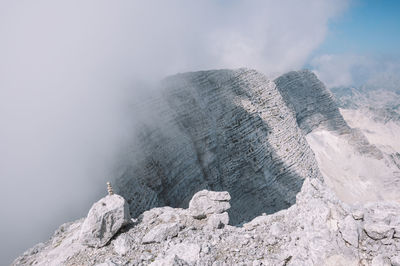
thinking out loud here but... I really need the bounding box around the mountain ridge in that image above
[13,68,400,266]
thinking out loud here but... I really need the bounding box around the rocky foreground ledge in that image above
[13,178,400,266]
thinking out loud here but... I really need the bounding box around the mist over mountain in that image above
[2,1,400,265]
[0,1,350,264]
[13,68,400,265]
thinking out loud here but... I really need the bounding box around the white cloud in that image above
[311,53,400,90]
[0,0,348,263]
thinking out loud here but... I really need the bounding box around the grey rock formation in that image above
[274,70,383,157]
[116,68,321,224]
[391,256,400,266]
[150,254,189,266]
[275,70,350,134]
[13,182,400,265]
[207,212,229,229]
[79,194,131,248]
[188,190,231,219]
[142,223,180,244]
[151,243,201,265]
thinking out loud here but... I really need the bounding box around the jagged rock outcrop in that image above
[116,68,321,224]
[13,181,400,265]
[79,194,131,248]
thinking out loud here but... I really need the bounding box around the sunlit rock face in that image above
[115,69,321,224]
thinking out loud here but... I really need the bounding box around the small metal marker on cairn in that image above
[106,182,114,196]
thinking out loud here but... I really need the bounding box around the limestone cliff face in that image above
[116,69,321,224]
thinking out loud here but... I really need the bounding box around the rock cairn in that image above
[107,182,114,196]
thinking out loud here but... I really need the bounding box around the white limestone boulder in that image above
[189,190,231,219]
[79,195,131,248]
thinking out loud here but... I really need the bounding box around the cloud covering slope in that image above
[0,0,348,264]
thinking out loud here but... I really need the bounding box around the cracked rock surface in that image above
[13,180,400,265]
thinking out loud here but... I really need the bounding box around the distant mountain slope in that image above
[331,86,400,127]
[274,70,350,134]
[275,70,400,204]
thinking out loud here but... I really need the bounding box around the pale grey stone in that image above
[338,215,359,247]
[166,243,201,264]
[371,255,391,266]
[269,222,283,238]
[323,255,358,266]
[207,212,229,229]
[364,223,394,240]
[352,209,364,220]
[79,195,130,248]
[150,255,189,266]
[96,260,120,266]
[391,256,400,266]
[113,234,129,256]
[142,223,180,244]
[189,190,231,219]
[394,227,400,238]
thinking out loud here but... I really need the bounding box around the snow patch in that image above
[306,130,400,204]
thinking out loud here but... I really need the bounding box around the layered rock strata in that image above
[116,69,321,224]
[274,70,350,135]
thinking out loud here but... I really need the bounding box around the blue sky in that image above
[316,0,400,56]
[309,0,400,88]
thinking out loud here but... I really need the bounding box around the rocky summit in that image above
[116,69,321,225]
[13,181,400,265]
[13,69,400,265]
